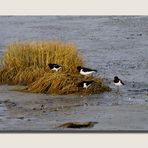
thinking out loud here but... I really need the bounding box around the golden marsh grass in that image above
[24,72,110,95]
[0,41,110,95]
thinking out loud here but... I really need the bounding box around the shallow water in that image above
[0,16,148,131]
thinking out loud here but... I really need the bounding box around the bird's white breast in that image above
[80,69,95,76]
[114,80,122,86]
[83,83,91,88]
[52,67,61,71]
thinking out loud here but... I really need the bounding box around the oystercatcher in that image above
[77,66,97,76]
[48,63,61,71]
[113,76,124,86]
[77,81,94,89]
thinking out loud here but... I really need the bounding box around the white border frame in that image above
[0,0,148,147]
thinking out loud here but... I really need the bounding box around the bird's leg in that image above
[117,86,120,94]
[84,87,87,95]
[113,86,120,105]
[113,92,119,105]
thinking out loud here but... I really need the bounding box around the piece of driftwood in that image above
[57,121,98,129]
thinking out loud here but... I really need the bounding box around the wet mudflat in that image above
[0,85,148,131]
[0,16,148,131]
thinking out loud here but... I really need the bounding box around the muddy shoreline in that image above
[0,85,148,131]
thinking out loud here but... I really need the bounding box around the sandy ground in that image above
[0,85,148,131]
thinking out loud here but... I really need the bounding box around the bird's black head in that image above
[77,66,82,71]
[48,63,52,68]
[114,76,119,80]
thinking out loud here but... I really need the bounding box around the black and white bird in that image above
[48,63,61,71]
[77,66,97,76]
[113,76,124,86]
[77,81,94,89]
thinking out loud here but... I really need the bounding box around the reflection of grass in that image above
[0,41,111,95]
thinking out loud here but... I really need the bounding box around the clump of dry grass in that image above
[13,66,46,85]
[0,41,83,84]
[23,72,110,95]
[0,41,111,95]
[0,67,18,85]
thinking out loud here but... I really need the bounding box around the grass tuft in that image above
[23,72,111,95]
[0,41,111,95]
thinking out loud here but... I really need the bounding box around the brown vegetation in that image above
[0,41,110,95]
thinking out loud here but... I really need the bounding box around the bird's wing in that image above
[121,80,125,85]
[54,64,60,68]
[82,67,93,72]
